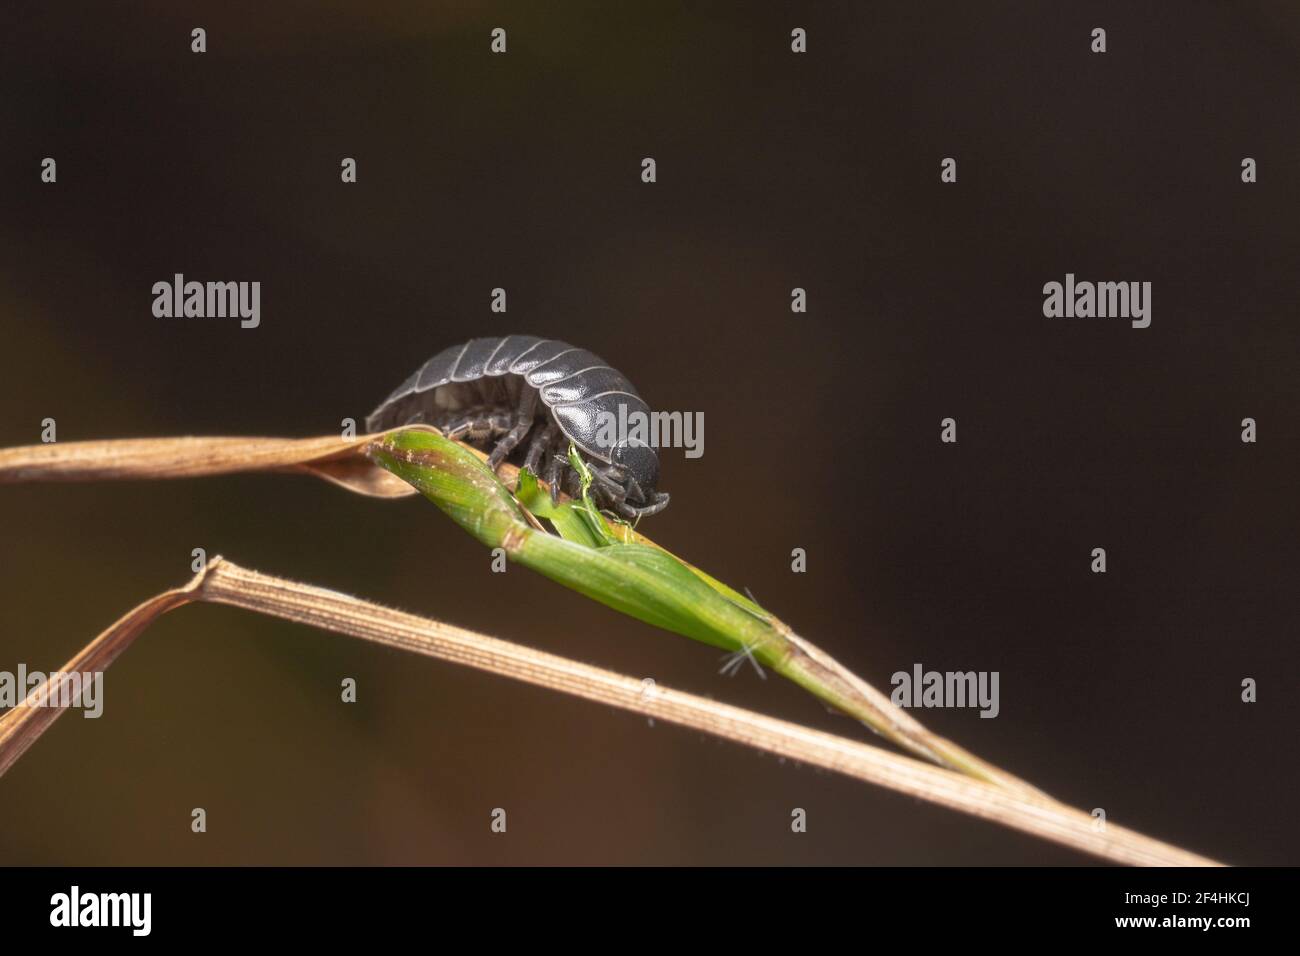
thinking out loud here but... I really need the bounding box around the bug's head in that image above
[608,443,670,518]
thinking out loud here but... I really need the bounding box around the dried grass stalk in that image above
[0,557,1221,866]
[0,433,415,497]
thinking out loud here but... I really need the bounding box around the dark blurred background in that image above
[0,2,1296,865]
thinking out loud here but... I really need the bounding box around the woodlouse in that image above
[366,335,670,518]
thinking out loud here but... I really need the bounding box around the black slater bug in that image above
[366,336,670,519]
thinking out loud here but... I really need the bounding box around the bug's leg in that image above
[543,431,568,503]
[487,389,539,471]
[486,409,513,439]
[437,412,477,441]
[523,420,557,475]
[439,407,498,443]
[562,465,583,500]
[609,490,638,521]
[625,492,670,518]
[590,464,630,517]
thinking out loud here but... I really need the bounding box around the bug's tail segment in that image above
[364,394,429,436]
[365,363,431,434]
[365,406,406,435]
